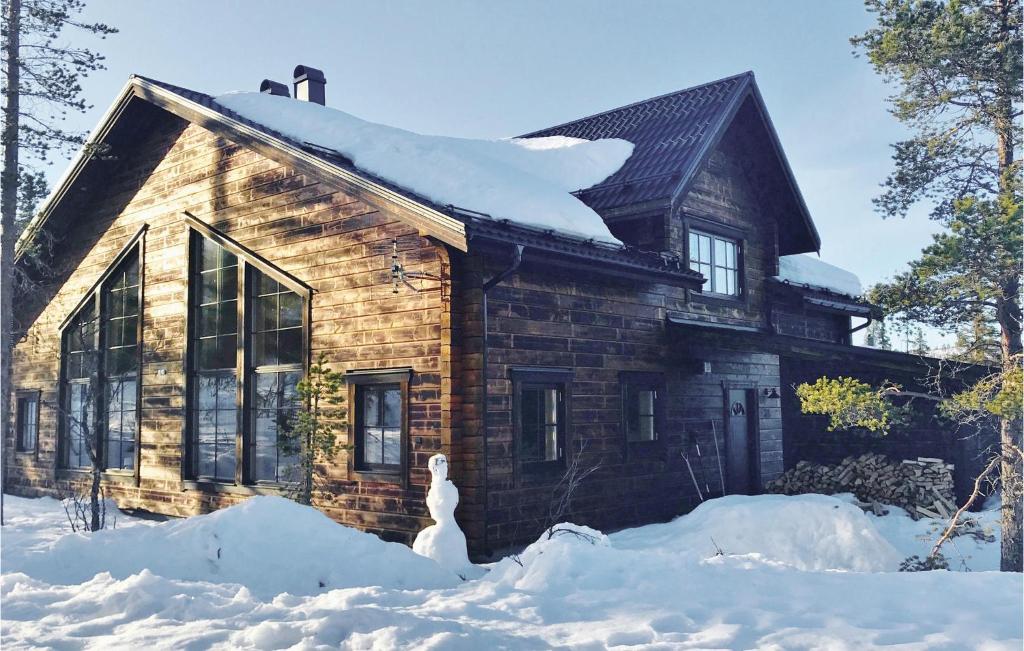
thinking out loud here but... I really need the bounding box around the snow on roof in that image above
[775,254,862,298]
[214,93,633,243]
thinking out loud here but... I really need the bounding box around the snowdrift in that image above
[215,92,633,243]
[611,493,902,571]
[3,496,459,598]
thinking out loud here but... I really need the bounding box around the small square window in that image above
[16,392,39,453]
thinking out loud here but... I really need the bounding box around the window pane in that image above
[277,329,302,366]
[714,238,726,264]
[363,428,383,465]
[688,232,699,262]
[383,387,401,427]
[383,429,401,465]
[364,388,380,427]
[699,235,711,261]
[279,292,302,328]
[726,241,736,268]
[544,425,559,461]
[714,267,729,294]
[520,387,542,461]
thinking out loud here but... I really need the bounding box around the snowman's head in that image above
[427,454,449,482]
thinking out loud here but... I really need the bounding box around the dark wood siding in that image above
[7,114,451,546]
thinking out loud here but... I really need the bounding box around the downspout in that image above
[480,243,524,556]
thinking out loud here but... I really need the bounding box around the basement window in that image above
[689,229,740,297]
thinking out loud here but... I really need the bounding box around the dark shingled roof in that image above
[522,72,820,254]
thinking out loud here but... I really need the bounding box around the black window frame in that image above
[57,227,146,480]
[346,368,411,487]
[15,389,40,454]
[183,214,312,489]
[511,367,573,479]
[620,371,665,455]
[688,227,741,297]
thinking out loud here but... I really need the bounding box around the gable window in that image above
[59,238,143,472]
[512,368,572,472]
[15,391,40,453]
[689,229,740,296]
[186,220,309,486]
[347,369,410,481]
[620,372,664,448]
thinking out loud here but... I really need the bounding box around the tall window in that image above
[192,236,239,481]
[60,246,141,471]
[251,273,302,482]
[102,256,139,470]
[188,225,308,485]
[513,368,572,471]
[15,391,39,453]
[689,229,740,296]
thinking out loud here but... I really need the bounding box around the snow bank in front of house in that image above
[776,253,863,297]
[610,493,902,571]
[2,493,1020,649]
[2,496,458,598]
[214,92,632,243]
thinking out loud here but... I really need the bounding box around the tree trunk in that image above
[90,461,102,531]
[0,0,22,527]
[997,295,1023,572]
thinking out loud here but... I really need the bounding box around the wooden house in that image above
[7,68,963,557]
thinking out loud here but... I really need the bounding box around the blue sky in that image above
[58,0,947,346]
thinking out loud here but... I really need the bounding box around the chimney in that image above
[259,79,290,97]
[293,65,326,105]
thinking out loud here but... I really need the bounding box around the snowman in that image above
[412,454,475,576]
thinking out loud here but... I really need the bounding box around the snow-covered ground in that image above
[2,493,1020,649]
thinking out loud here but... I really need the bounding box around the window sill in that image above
[56,469,137,484]
[349,468,403,485]
[690,291,744,305]
[181,480,292,496]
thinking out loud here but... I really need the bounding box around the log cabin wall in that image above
[6,113,450,545]
[468,257,784,556]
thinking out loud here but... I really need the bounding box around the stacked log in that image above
[766,453,957,519]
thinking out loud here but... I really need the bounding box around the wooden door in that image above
[725,388,757,494]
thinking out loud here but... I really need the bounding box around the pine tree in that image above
[853,0,1022,571]
[1,0,116,524]
[282,353,347,505]
[912,327,929,356]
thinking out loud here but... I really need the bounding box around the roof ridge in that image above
[520,70,753,138]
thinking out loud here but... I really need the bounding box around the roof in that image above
[16,75,469,257]
[16,75,699,288]
[522,72,821,254]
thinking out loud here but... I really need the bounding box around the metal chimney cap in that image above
[293,65,326,84]
[259,79,290,97]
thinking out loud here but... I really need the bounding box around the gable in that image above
[522,72,821,255]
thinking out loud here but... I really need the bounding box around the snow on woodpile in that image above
[3,496,459,598]
[610,493,901,572]
[775,253,863,297]
[214,92,633,243]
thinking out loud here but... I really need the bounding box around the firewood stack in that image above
[765,453,958,519]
